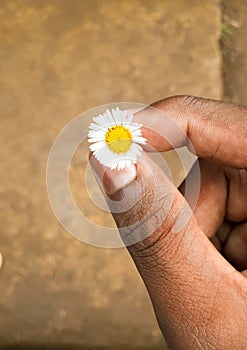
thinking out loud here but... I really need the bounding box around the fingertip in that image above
[89,153,137,197]
[104,163,137,196]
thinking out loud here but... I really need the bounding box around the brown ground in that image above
[222,0,247,104]
[0,0,246,349]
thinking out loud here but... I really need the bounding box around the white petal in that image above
[117,160,126,170]
[94,146,118,167]
[89,122,102,130]
[130,143,142,155]
[105,109,116,125]
[112,108,118,119]
[88,129,106,137]
[93,115,103,125]
[88,129,105,137]
[89,124,108,134]
[127,124,141,132]
[94,113,109,125]
[88,137,105,144]
[131,130,142,137]
[110,162,118,170]
[114,108,123,123]
[124,146,140,161]
[121,112,129,125]
[133,136,147,144]
[116,107,121,117]
[126,114,133,123]
[89,141,105,152]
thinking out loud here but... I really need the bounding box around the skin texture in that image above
[90,96,247,349]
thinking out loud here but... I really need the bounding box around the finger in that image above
[89,151,137,197]
[217,220,233,245]
[90,154,247,349]
[225,168,247,222]
[180,162,247,239]
[179,159,227,238]
[223,222,247,271]
[135,96,247,169]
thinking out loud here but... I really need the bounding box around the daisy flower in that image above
[88,107,147,170]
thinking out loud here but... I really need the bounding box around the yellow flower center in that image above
[105,125,133,154]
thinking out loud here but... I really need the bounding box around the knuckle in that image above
[113,186,155,228]
[127,198,186,269]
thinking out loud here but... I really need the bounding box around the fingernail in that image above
[104,163,137,196]
[89,154,137,197]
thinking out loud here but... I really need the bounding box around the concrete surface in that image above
[0,0,222,349]
[222,0,247,104]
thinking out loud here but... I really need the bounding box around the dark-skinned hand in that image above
[90,96,247,350]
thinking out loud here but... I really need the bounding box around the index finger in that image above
[135,96,247,169]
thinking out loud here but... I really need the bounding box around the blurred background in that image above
[0,0,246,349]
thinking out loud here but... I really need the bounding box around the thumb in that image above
[90,152,247,349]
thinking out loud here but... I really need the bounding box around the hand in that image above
[90,96,247,349]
